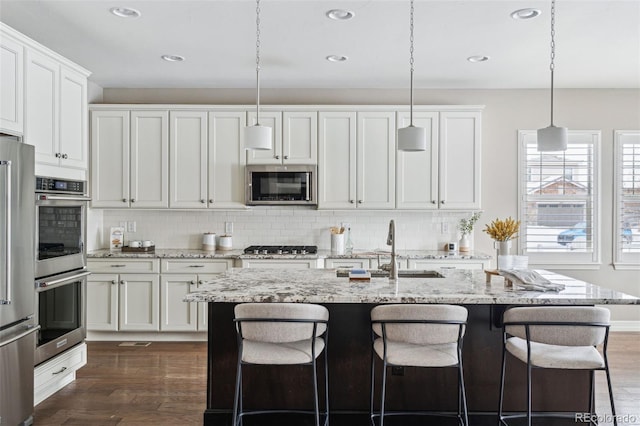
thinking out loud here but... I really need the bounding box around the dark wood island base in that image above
[204,303,592,426]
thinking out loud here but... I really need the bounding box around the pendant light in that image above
[537,0,567,152]
[244,0,272,150]
[397,0,427,152]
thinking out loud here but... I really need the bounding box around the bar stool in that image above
[370,304,469,426]
[232,302,329,426]
[498,306,616,426]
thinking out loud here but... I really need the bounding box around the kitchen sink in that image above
[335,269,444,278]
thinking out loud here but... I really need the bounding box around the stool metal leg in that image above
[369,334,376,426]
[526,360,532,426]
[458,354,469,426]
[380,358,388,426]
[498,341,507,426]
[312,357,320,426]
[232,359,242,426]
[324,347,330,426]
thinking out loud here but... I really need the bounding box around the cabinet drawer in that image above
[407,259,489,270]
[35,342,87,389]
[324,258,370,269]
[88,259,160,273]
[161,259,233,274]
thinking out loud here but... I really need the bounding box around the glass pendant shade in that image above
[537,125,568,152]
[244,124,272,151]
[398,125,427,152]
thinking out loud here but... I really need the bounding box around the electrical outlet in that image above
[225,222,233,234]
[127,221,136,233]
[441,222,449,234]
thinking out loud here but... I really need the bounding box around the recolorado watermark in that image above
[575,413,639,423]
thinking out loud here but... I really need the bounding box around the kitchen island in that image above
[185,268,639,426]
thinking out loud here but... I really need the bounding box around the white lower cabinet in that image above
[87,259,160,331]
[238,259,321,269]
[324,258,371,269]
[160,259,233,331]
[407,258,490,270]
[34,342,87,406]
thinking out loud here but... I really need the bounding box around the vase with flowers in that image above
[483,216,521,268]
[458,212,481,252]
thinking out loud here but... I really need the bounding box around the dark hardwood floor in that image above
[34,333,639,425]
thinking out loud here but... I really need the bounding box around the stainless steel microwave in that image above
[245,165,317,205]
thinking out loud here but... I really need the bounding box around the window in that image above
[614,130,640,268]
[518,130,600,266]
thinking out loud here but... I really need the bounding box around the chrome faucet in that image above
[380,220,399,280]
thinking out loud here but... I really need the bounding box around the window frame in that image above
[517,130,601,269]
[613,130,640,269]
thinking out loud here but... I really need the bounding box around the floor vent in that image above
[118,342,151,347]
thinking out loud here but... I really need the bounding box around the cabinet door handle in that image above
[283,155,289,160]
[110,264,126,268]
[122,198,127,203]
[198,280,204,285]
[358,200,363,204]
[440,200,445,204]
[62,153,68,159]
[131,198,135,203]
[120,280,126,285]
[349,200,354,204]
[208,199,213,204]
[275,155,280,160]
[52,366,67,375]
[189,265,205,268]
[190,280,196,285]
[431,200,437,204]
[55,152,61,158]
[200,199,206,204]
[111,280,117,285]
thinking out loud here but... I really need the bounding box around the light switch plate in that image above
[127,221,136,233]
[225,222,233,234]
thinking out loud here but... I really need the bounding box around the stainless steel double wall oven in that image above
[34,177,90,365]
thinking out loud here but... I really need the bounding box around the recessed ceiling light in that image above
[510,8,541,20]
[110,7,141,18]
[467,55,490,63]
[326,9,355,21]
[326,55,348,62]
[161,54,185,62]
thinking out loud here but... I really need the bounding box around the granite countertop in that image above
[184,268,640,305]
[87,248,492,260]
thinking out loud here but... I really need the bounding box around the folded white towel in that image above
[498,269,565,292]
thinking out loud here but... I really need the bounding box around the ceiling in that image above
[1,0,638,90]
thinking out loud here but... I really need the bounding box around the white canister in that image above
[331,233,345,255]
[202,233,216,251]
[217,235,233,251]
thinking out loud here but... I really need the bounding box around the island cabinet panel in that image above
[204,303,593,425]
[0,34,23,134]
[324,258,370,269]
[238,258,322,269]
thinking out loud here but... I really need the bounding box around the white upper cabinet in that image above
[396,111,439,209]
[91,109,168,208]
[247,111,317,165]
[207,111,246,209]
[356,111,396,209]
[396,109,481,210]
[318,111,357,209]
[25,47,89,180]
[318,111,395,209]
[438,111,481,209]
[169,111,208,208]
[0,34,23,135]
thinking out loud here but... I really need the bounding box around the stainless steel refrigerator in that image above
[0,137,37,426]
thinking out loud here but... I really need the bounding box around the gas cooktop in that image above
[243,245,318,255]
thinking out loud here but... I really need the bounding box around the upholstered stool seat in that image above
[370,304,469,426]
[499,306,616,426]
[232,302,329,426]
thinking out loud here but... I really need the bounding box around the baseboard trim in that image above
[611,321,640,332]
[86,331,207,342]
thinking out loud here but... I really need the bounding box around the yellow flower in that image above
[483,217,521,241]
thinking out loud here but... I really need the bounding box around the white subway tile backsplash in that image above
[92,208,479,251]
